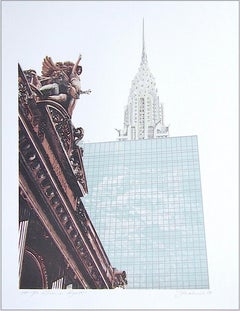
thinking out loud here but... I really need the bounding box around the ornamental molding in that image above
[19,122,109,288]
[18,57,127,289]
[18,64,88,195]
[24,246,49,289]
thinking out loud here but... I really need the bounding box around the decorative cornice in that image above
[18,65,88,196]
[19,62,127,289]
[19,121,114,288]
[49,106,73,153]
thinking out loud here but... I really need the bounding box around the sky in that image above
[2,1,239,309]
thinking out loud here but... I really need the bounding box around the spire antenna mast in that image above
[142,18,147,63]
[143,18,145,55]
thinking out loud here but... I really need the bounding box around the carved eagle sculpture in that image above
[41,56,78,92]
[41,55,60,77]
[40,54,91,100]
[27,55,90,117]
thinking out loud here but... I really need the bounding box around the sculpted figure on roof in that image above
[27,54,91,117]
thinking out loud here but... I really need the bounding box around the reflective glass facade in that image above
[82,136,209,289]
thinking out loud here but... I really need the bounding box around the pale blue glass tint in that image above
[82,136,209,289]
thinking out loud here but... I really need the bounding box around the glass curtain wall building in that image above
[82,136,209,289]
[81,21,209,289]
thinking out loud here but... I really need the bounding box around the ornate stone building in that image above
[18,56,127,289]
[117,20,169,141]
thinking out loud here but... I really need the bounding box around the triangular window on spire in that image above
[117,20,169,141]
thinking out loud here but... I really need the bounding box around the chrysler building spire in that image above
[117,21,169,141]
[141,19,147,64]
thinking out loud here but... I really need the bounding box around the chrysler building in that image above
[82,21,209,290]
[117,21,169,141]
